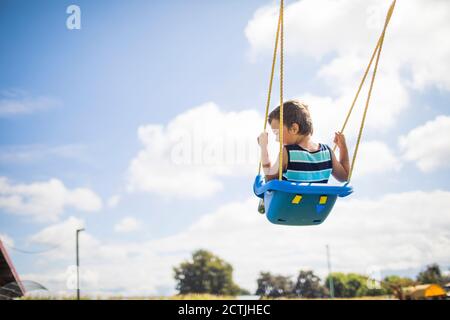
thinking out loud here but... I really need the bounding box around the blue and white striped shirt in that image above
[283,143,333,183]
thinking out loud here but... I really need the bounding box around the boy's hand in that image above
[334,132,347,149]
[257,132,268,148]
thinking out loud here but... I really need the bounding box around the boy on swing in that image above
[257,100,350,213]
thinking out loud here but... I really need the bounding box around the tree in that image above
[382,275,415,299]
[417,264,443,285]
[355,274,388,297]
[345,273,366,297]
[443,268,450,285]
[293,270,328,298]
[325,273,387,298]
[255,272,294,298]
[325,273,347,297]
[173,249,244,296]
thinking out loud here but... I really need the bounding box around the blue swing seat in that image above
[253,175,353,226]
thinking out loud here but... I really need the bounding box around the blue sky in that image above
[1,0,450,296]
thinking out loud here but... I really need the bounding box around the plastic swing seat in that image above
[253,175,353,226]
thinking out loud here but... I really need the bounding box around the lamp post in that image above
[326,244,334,299]
[76,228,85,300]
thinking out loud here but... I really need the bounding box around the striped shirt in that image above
[283,143,333,183]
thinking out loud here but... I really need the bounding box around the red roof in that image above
[0,239,25,299]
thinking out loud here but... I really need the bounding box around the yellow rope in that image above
[347,0,396,181]
[332,36,382,153]
[258,3,283,175]
[334,0,396,154]
[278,0,284,181]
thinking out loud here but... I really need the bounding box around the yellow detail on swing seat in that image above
[319,196,328,205]
[291,195,303,204]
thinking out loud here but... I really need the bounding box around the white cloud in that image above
[25,216,175,296]
[126,102,263,198]
[245,0,450,132]
[114,217,140,233]
[0,177,103,222]
[317,64,410,131]
[0,233,14,247]
[0,89,60,116]
[400,115,450,172]
[148,192,450,292]
[350,140,400,179]
[246,0,450,90]
[30,216,86,247]
[24,190,450,296]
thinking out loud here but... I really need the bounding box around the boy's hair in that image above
[268,100,313,135]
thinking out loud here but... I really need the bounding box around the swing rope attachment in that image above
[259,0,396,183]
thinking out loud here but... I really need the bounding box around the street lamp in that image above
[326,244,334,299]
[76,228,85,300]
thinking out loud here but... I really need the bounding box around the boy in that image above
[257,100,350,213]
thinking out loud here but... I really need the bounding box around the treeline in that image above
[256,264,449,299]
[173,249,449,298]
[256,271,408,298]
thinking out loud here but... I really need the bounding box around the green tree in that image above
[383,275,415,288]
[382,275,415,299]
[325,273,347,297]
[443,269,450,285]
[345,273,366,297]
[325,273,387,298]
[417,264,443,285]
[173,249,244,296]
[355,274,387,297]
[255,272,294,298]
[358,284,388,297]
[293,270,328,298]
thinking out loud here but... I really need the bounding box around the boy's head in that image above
[268,100,313,143]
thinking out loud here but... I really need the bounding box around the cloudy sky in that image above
[0,0,449,296]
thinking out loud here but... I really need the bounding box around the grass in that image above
[19,294,237,300]
[19,294,396,300]
[261,295,396,300]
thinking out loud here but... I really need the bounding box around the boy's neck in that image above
[294,134,310,145]
[294,135,318,150]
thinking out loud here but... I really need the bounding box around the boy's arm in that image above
[258,131,287,181]
[331,132,350,182]
[263,147,288,181]
[330,149,349,182]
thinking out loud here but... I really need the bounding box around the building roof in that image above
[402,284,446,299]
[0,239,25,299]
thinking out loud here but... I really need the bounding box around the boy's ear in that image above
[290,123,300,134]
